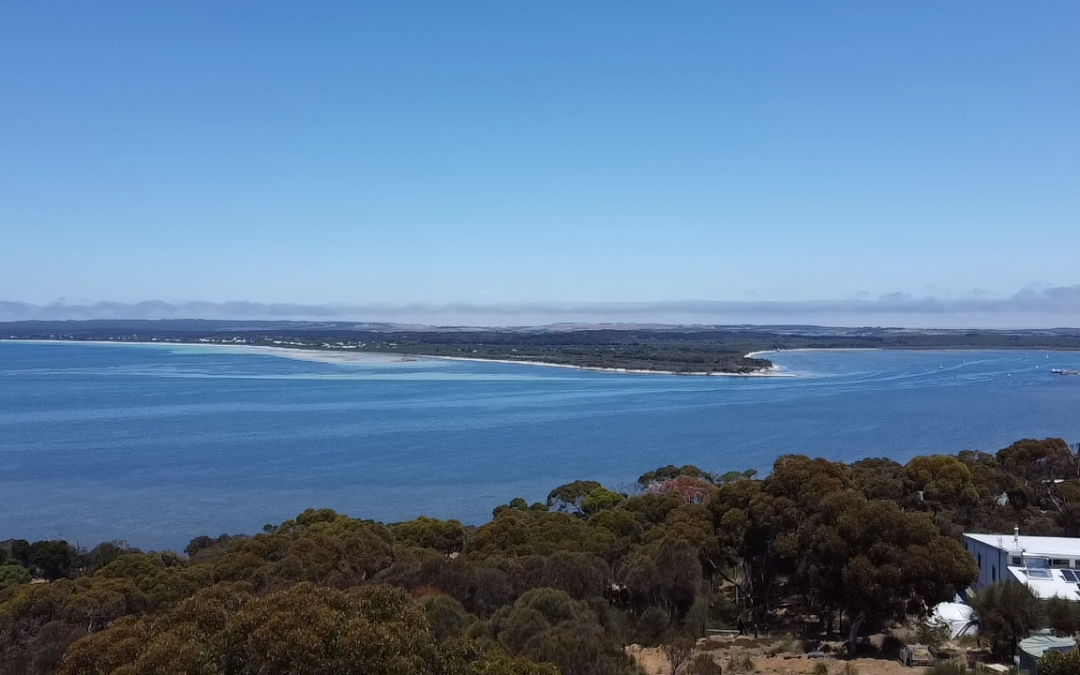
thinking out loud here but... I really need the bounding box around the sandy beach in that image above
[745,347,882,359]
[5,339,412,366]
[6,339,796,377]
[427,353,796,377]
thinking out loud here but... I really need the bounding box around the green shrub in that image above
[725,654,755,673]
[688,653,723,675]
[1038,649,1080,675]
[0,563,31,590]
[765,632,796,656]
[921,661,972,675]
[916,619,952,651]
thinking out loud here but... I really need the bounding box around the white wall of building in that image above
[963,535,1014,590]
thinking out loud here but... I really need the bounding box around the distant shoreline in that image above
[12,339,1080,377]
[10,322,1080,378]
[2,338,791,377]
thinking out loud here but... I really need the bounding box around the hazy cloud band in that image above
[4,285,1080,328]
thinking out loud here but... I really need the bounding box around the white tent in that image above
[931,602,978,638]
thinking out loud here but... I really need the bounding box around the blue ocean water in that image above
[3,341,1080,551]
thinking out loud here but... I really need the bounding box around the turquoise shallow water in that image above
[3,341,1080,551]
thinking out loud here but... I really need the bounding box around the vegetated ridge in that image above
[3,438,1080,674]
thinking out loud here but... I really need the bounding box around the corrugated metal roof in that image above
[965,533,1080,557]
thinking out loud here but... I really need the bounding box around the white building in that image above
[963,529,1080,600]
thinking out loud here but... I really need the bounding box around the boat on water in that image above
[1050,368,1080,376]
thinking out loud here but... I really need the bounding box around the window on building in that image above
[992,566,997,581]
[978,554,982,567]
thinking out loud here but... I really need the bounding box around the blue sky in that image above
[2,2,1079,325]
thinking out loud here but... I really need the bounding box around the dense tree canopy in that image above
[1,437,1078,673]
[58,582,555,675]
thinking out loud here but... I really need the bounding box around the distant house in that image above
[964,529,1080,600]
